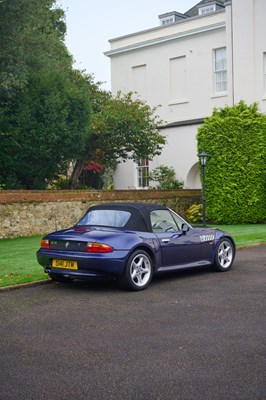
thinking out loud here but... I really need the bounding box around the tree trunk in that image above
[70,136,98,189]
[70,157,86,189]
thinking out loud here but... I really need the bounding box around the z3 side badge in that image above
[200,234,215,243]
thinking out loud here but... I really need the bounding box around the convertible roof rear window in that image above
[77,202,169,232]
[78,210,131,228]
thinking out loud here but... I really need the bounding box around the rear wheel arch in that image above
[126,245,156,271]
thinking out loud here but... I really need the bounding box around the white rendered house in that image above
[105,0,266,189]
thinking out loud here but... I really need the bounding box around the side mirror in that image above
[182,223,189,234]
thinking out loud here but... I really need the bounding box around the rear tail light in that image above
[86,242,113,253]
[41,239,50,249]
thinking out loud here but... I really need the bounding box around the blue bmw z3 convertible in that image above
[36,202,236,291]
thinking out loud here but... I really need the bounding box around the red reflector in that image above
[74,227,91,232]
[41,239,50,249]
[86,242,113,253]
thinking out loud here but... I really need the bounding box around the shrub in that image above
[149,165,184,190]
[197,102,266,223]
[186,203,203,224]
[49,177,71,189]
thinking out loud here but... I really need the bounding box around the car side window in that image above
[171,211,187,231]
[150,210,179,233]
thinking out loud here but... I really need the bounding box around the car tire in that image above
[120,250,153,291]
[213,238,235,272]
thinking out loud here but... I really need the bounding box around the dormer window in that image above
[198,4,217,15]
[158,12,187,26]
[161,16,175,26]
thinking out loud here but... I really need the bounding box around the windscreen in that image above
[77,209,131,228]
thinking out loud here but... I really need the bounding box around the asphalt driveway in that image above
[0,244,265,400]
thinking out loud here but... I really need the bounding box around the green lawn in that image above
[0,236,47,288]
[210,224,266,247]
[0,225,265,288]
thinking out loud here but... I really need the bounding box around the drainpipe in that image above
[230,0,235,105]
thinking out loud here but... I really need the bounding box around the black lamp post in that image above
[198,151,209,227]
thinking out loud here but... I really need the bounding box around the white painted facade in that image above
[105,0,266,189]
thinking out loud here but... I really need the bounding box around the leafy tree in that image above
[149,165,184,189]
[197,101,266,223]
[0,0,71,98]
[0,1,166,190]
[1,70,91,188]
[0,0,91,188]
[70,89,166,188]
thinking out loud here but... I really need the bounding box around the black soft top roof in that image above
[88,202,168,232]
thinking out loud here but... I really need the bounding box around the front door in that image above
[150,209,202,268]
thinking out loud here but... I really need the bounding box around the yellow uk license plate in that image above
[52,259,78,270]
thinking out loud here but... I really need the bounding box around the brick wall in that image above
[0,190,202,239]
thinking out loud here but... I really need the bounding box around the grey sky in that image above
[60,0,198,89]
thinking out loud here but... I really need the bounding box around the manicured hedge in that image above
[197,102,266,224]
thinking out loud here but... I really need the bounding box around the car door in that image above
[150,209,202,268]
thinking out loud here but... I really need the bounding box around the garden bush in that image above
[149,165,184,190]
[197,101,266,224]
[186,203,203,224]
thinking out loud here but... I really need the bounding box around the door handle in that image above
[161,238,170,243]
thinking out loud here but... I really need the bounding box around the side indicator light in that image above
[86,242,113,253]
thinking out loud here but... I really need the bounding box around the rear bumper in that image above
[36,249,129,279]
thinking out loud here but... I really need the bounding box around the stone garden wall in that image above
[0,190,202,239]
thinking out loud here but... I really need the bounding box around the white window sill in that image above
[211,92,228,99]
[168,99,189,106]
